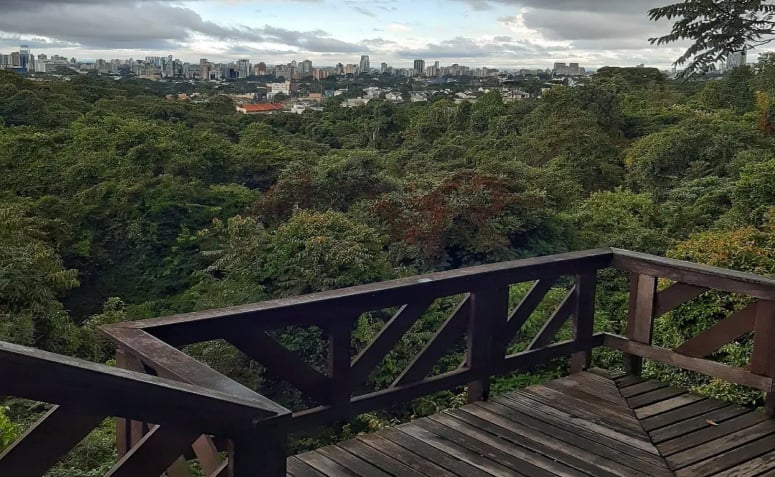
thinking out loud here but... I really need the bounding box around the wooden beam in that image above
[192,435,224,477]
[0,406,104,477]
[624,274,657,375]
[466,287,509,402]
[504,278,558,342]
[225,328,331,404]
[751,300,775,416]
[286,334,607,433]
[107,425,200,477]
[499,334,605,374]
[611,249,775,301]
[119,249,613,344]
[393,295,471,387]
[0,340,285,436]
[229,433,287,477]
[675,303,757,358]
[570,272,597,373]
[328,319,353,411]
[603,334,773,391]
[101,326,289,416]
[654,282,708,317]
[350,299,433,386]
[527,287,576,350]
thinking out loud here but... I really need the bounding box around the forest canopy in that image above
[2,59,775,473]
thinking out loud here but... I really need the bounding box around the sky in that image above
[0,0,691,69]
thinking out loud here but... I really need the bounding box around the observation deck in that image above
[2,248,775,476]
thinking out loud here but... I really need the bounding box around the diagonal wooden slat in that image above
[350,299,434,386]
[393,295,471,387]
[0,406,105,477]
[675,302,757,358]
[192,435,223,476]
[504,278,558,341]
[225,328,331,404]
[107,425,200,477]
[655,282,709,317]
[528,287,576,350]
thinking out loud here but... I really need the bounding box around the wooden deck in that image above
[289,371,775,477]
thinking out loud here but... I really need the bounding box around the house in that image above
[235,103,286,114]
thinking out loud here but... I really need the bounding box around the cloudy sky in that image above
[0,0,689,69]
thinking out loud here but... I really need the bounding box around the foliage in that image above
[649,0,775,76]
[2,61,775,470]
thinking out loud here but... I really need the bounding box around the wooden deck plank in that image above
[315,446,392,477]
[620,380,668,398]
[496,393,668,465]
[289,373,775,477]
[710,449,775,477]
[659,411,769,456]
[457,403,670,477]
[641,399,728,431]
[427,412,579,477]
[615,374,646,388]
[337,438,427,477]
[356,433,459,477]
[287,456,326,477]
[296,451,360,477]
[398,422,525,476]
[666,419,775,469]
[674,436,775,477]
[628,387,688,408]
[649,405,751,444]
[520,385,646,438]
[635,393,705,420]
[378,427,491,477]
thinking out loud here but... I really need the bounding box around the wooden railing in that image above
[0,340,290,477]
[2,247,775,476]
[606,248,775,415]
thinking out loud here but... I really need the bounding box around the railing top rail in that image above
[611,248,775,300]
[0,340,291,435]
[118,248,613,340]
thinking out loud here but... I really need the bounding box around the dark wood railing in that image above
[2,247,775,476]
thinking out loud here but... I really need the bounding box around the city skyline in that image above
[0,0,696,69]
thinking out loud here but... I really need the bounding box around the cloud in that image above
[396,35,550,60]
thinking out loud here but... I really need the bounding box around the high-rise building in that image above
[345,63,357,75]
[413,59,425,77]
[726,51,747,71]
[237,59,251,78]
[380,62,388,73]
[300,59,313,75]
[359,55,370,74]
[569,63,580,76]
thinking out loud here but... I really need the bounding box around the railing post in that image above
[328,319,353,417]
[623,274,658,375]
[114,349,148,458]
[570,272,597,374]
[751,300,775,417]
[228,430,287,477]
[466,287,509,403]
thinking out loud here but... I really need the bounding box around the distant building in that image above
[726,51,747,71]
[413,59,425,77]
[380,62,388,73]
[236,103,286,114]
[359,55,370,74]
[266,81,298,100]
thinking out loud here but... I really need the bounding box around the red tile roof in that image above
[241,103,285,112]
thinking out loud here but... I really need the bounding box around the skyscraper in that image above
[19,45,31,72]
[413,59,425,77]
[360,55,370,74]
[380,62,388,73]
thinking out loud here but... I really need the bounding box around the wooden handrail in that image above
[5,247,775,477]
[0,340,289,477]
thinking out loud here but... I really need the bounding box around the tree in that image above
[649,0,775,76]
